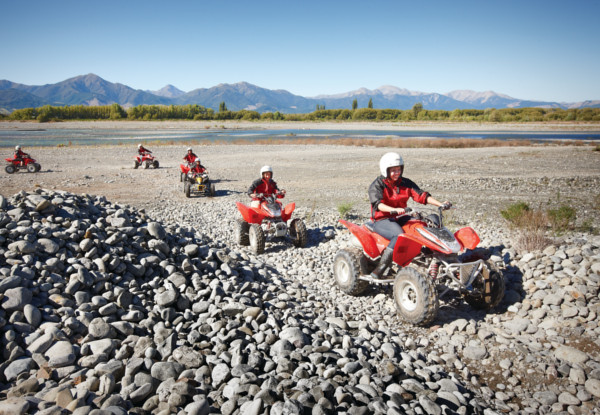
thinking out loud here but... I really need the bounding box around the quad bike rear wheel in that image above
[184,182,191,198]
[393,267,439,326]
[209,183,216,197]
[153,160,159,169]
[333,248,370,296]
[144,161,150,169]
[34,163,41,172]
[27,164,36,173]
[249,224,265,254]
[5,165,15,174]
[134,160,139,169]
[180,172,185,182]
[290,219,308,248]
[463,260,505,310]
[236,219,250,246]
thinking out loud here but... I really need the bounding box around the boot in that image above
[370,247,394,279]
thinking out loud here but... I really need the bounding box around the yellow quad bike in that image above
[183,163,216,198]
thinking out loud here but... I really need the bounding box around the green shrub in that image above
[337,202,354,219]
[500,202,531,224]
[547,205,576,234]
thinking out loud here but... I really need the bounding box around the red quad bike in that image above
[333,207,505,326]
[134,153,159,169]
[5,154,41,174]
[235,193,308,254]
[182,161,215,198]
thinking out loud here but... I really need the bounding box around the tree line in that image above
[4,102,600,122]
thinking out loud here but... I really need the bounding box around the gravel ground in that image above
[1,142,600,414]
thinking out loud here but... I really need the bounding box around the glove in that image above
[442,202,452,211]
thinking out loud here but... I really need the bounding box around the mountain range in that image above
[1,73,598,115]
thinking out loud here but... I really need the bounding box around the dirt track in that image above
[1,142,599,228]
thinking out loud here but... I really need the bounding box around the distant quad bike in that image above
[333,207,505,326]
[5,154,41,174]
[235,192,307,254]
[134,153,159,169]
[183,161,215,198]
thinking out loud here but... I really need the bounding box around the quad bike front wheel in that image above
[236,219,250,246]
[144,161,150,169]
[290,219,308,248]
[180,172,185,182]
[27,164,37,173]
[184,182,191,198]
[5,165,15,174]
[463,260,505,310]
[153,160,159,169]
[34,163,41,172]
[249,224,265,254]
[393,267,439,326]
[333,248,370,296]
[209,183,216,197]
[133,160,139,169]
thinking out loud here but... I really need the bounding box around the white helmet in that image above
[138,144,142,148]
[187,147,192,152]
[15,145,21,150]
[379,152,404,177]
[260,165,273,175]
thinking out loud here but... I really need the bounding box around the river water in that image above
[0,127,599,147]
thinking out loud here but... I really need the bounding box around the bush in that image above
[337,202,353,219]
[547,205,576,234]
[501,202,551,252]
[500,202,530,225]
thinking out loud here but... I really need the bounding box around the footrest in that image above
[358,275,395,285]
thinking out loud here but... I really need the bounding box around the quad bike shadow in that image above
[334,207,506,326]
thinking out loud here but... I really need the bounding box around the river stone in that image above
[45,341,76,367]
[2,287,33,312]
[4,358,33,381]
[23,304,42,327]
[150,361,184,382]
[0,397,29,414]
[279,327,310,347]
[585,379,600,398]
[0,274,22,293]
[554,346,589,365]
[147,222,166,239]
[8,240,36,254]
[89,317,113,338]
[37,238,59,254]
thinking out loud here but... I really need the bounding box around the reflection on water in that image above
[0,128,598,147]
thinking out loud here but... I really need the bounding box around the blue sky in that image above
[1,0,599,102]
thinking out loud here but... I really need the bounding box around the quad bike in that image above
[5,154,41,174]
[134,153,159,169]
[183,161,215,198]
[235,192,307,254]
[333,207,505,326]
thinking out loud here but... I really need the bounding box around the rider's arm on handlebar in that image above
[426,196,452,210]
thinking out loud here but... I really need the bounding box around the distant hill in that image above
[1,73,598,114]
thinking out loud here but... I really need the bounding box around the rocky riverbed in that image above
[0,143,599,414]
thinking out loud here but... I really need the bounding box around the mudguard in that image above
[282,202,295,222]
[392,234,424,267]
[339,220,382,259]
[454,227,480,250]
[180,164,190,174]
[236,202,267,224]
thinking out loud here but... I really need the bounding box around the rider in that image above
[138,144,152,156]
[248,165,285,208]
[368,152,451,279]
[183,147,198,165]
[14,145,27,166]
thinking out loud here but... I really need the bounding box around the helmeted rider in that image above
[183,147,198,165]
[248,165,285,208]
[14,145,27,166]
[368,152,451,279]
[138,144,151,156]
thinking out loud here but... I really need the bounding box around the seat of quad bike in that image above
[364,220,375,231]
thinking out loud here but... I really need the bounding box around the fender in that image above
[454,227,480,250]
[392,234,424,267]
[282,202,295,222]
[338,219,382,259]
[180,164,190,174]
[236,202,267,224]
